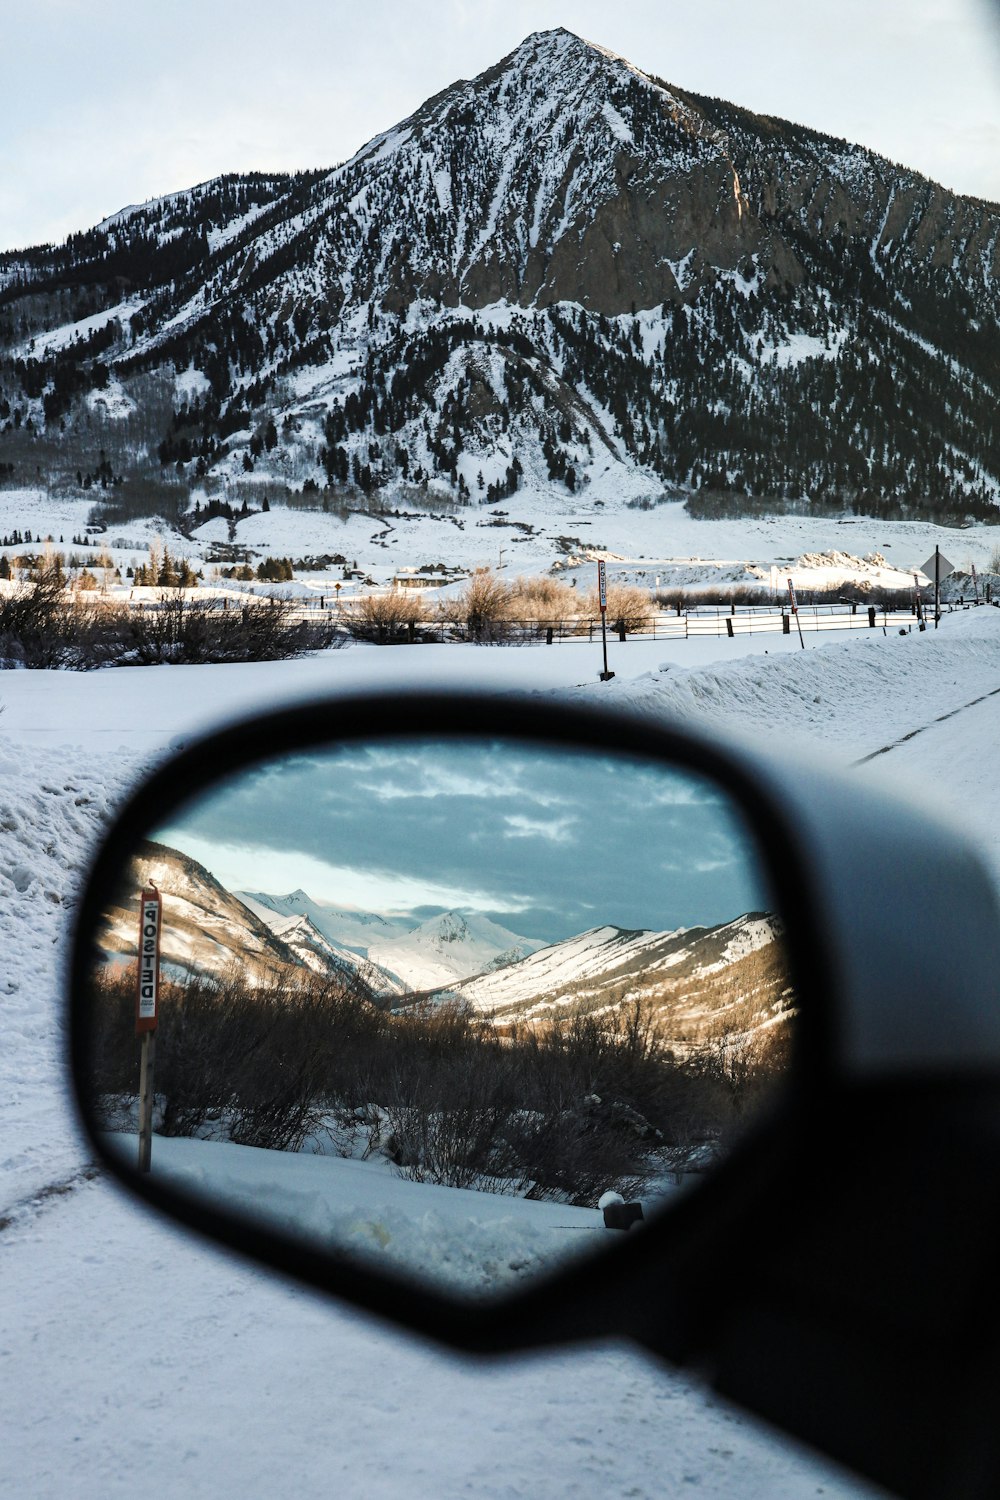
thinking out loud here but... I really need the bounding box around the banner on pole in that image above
[136,888,162,1035]
[786,578,798,613]
[597,560,607,612]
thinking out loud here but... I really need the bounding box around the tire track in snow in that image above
[0,1165,100,1235]
[851,683,1000,765]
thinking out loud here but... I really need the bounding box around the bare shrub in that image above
[0,588,339,668]
[0,575,113,668]
[344,590,429,644]
[443,567,513,642]
[87,960,789,1204]
[506,575,579,628]
[113,594,338,664]
[89,964,379,1151]
[585,583,653,632]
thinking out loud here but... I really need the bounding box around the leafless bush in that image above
[0,588,339,667]
[0,575,114,668]
[89,965,377,1151]
[506,575,579,628]
[654,582,920,610]
[88,965,789,1203]
[442,567,514,642]
[584,583,653,632]
[343,590,430,644]
[111,594,338,664]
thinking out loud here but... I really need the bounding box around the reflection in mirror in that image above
[84,737,796,1297]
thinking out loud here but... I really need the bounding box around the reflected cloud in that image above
[502,813,576,844]
[157,738,775,942]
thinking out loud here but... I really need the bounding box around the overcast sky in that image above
[155,741,772,941]
[3,0,1000,255]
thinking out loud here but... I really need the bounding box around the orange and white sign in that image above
[135,888,162,1035]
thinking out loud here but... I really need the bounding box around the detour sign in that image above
[136,888,162,1035]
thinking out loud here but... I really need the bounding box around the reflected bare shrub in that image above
[89,968,791,1205]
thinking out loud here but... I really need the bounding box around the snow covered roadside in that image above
[2,1180,873,1500]
[9,617,999,1498]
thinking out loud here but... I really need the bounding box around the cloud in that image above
[155,737,775,942]
[502,813,576,844]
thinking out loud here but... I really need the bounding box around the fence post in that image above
[726,617,734,638]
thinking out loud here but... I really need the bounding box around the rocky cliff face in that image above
[2,28,999,520]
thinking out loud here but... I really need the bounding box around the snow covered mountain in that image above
[368,910,543,992]
[2,28,999,522]
[96,838,786,1025]
[237,890,540,993]
[238,887,415,955]
[436,912,794,1041]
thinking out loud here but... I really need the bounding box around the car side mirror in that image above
[68,692,1000,1499]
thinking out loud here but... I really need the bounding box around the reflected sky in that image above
[155,739,774,941]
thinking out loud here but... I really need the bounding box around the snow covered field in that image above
[2,484,997,604]
[5,605,1000,1497]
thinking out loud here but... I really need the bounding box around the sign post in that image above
[135,887,162,1173]
[786,579,805,649]
[597,560,614,680]
[913,572,923,623]
[920,550,955,631]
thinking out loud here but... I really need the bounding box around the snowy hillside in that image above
[2,29,999,524]
[441,913,789,1035]
[99,838,338,986]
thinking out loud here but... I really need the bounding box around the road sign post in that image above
[786,579,805,649]
[919,550,955,630]
[597,560,614,680]
[135,887,162,1173]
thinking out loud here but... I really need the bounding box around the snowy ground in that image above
[2,484,997,603]
[7,606,1000,1496]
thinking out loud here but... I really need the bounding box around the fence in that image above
[71,591,995,645]
[289,599,956,644]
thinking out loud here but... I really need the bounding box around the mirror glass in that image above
[82,735,797,1297]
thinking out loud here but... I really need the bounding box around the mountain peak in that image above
[3,29,1000,523]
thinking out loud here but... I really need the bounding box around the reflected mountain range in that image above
[100,840,794,1045]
